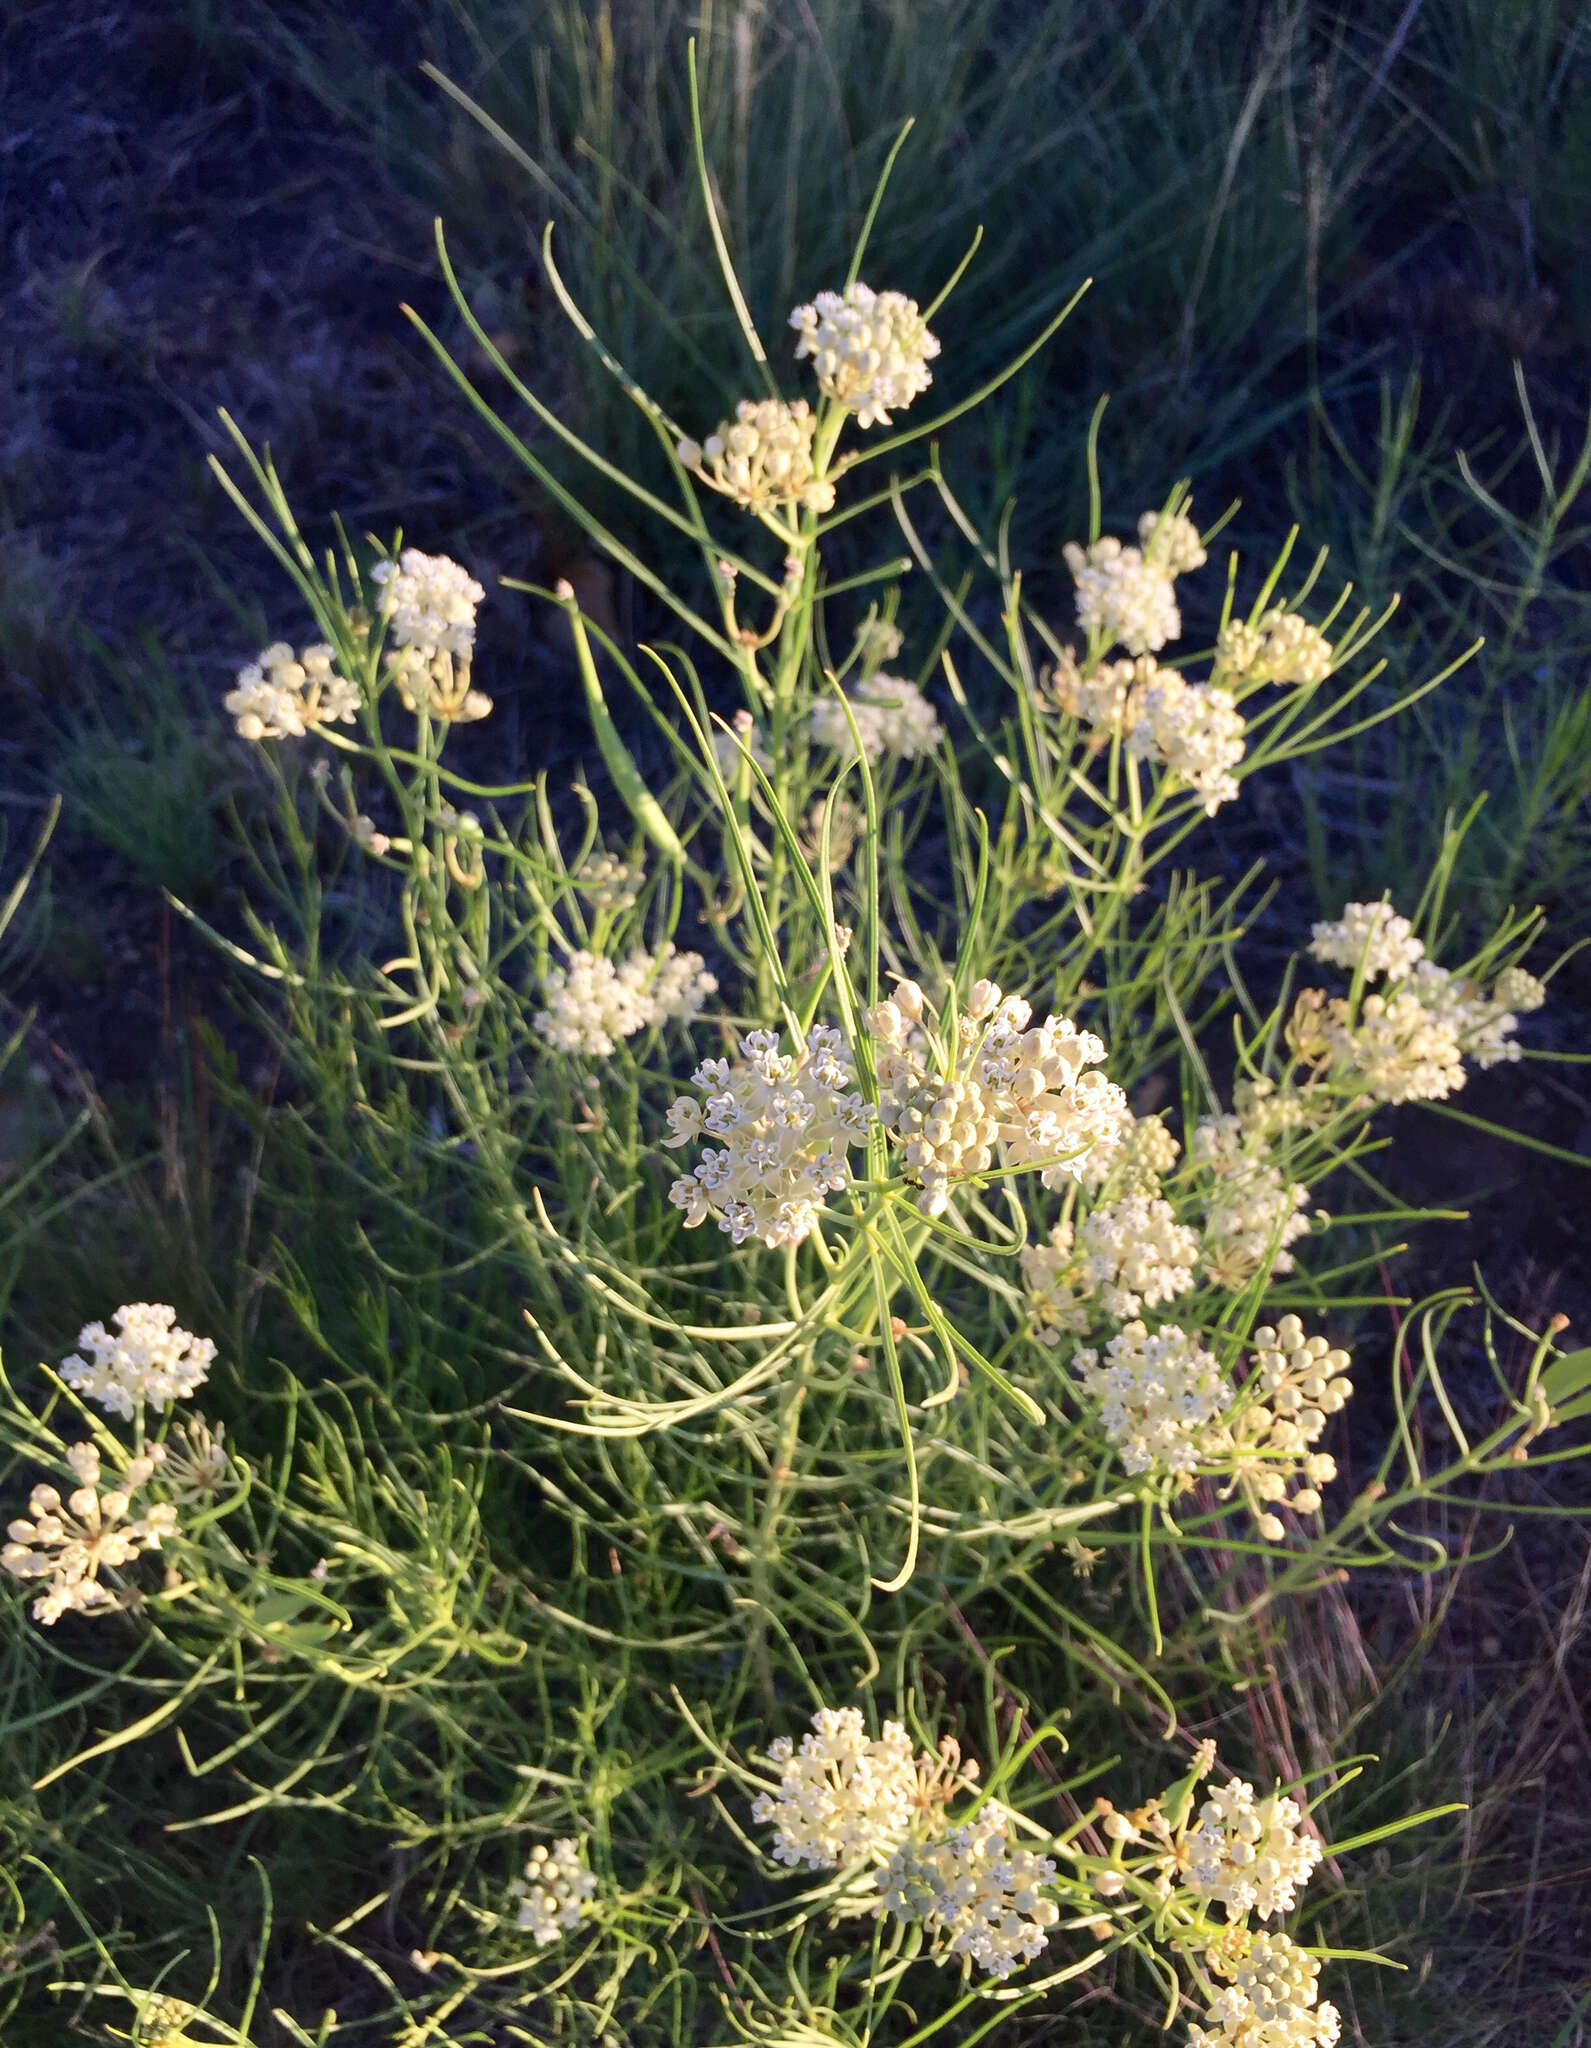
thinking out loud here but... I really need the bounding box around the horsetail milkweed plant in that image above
[2,79,1585,2048]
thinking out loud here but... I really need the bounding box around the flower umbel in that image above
[662,1025,875,1247]
[225,642,360,742]
[881,1803,1061,1979]
[536,944,718,1058]
[789,283,940,428]
[510,1838,598,1945]
[60,1303,216,1420]
[3,1441,177,1625]
[371,547,485,658]
[1188,1931,1341,2048]
[751,1707,920,1869]
[809,673,943,762]
[678,398,835,516]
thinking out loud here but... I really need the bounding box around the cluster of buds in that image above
[662,1025,875,1248]
[509,1838,598,1946]
[1189,1113,1314,1289]
[573,849,642,913]
[1129,670,1247,815]
[3,1441,176,1626]
[224,642,360,742]
[1217,608,1334,687]
[789,282,940,428]
[677,398,835,516]
[1189,1930,1341,2048]
[1062,535,1182,656]
[865,978,1127,1216]
[1223,1316,1351,1537]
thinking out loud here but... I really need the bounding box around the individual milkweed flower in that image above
[224,642,360,742]
[1078,1195,1201,1320]
[1129,672,1246,814]
[867,981,1128,1215]
[809,673,943,761]
[789,282,940,428]
[509,1838,598,1945]
[880,1804,1061,1979]
[1188,1930,1342,2048]
[371,548,485,658]
[535,943,717,1058]
[1183,1780,1323,1919]
[59,1303,216,1420]
[1138,506,1207,575]
[1308,900,1425,982]
[1074,1322,1230,1484]
[3,1440,176,1626]
[662,1024,875,1248]
[677,398,835,516]
[1218,608,1334,687]
[752,1706,921,1869]
[1063,536,1180,656]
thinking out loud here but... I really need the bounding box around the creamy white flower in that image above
[1129,672,1246,814]
[1020,1222,1093,1347]
[867,982,1127,1215]
[752,1707,920,1869]
[3,1441,176,1626]
[1224,1315,1351,1536]
[1218,608,1333,687]
[371,548,485,657]
[574,850,642,913]
[1080,1109,1182,1194]
[1191,1116,1312,1288]
[1075,1322,1230,1483]
[383,644,493,724]
[809,673,943,761]
[1189,1931,1341,2048]
[1308,901,1425,982]
[789,283,940,428]
[536,944,717,1058]
[1079,1195,1201,1319]
[1138,506,1206,575]
[881,1803,1060,1979]
[678,397,835,516]
[1184,1781,1323,1919]
[60,1303,216,1420]
[510,1838,597,1945]
[663,1024,874,1248]
[1063,537,1180,656]
[225,642,360,743]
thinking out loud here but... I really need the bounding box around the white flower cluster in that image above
[574,850,641,912]
[385,645,493,725]
[372,547,485,658]
[1191,1115,1313,1290]
[225,642,360,743]
[1079,1195,1201,1319]
[881,1804,1061,1980]
[1074,1322,1229,1483]
[1063,535,1181,656]
[1019,1222,1093,1346]
[1130,671,1246,815]
[662,1025,874,1248]
[752,1707,920,1870]
[1308,899,1425,982]
[3,1441,176,1625]
[866,979,1127,1216]
[1218,609,1334,687]
[1184,1781,1323,1920]
[1188,1932,1341,2048]
[789,283,940,429]
[678,398,835,516]
[809,673,943,761]
[1138,507,1207,575]
[1045,651,1163,739]
[1081,1109,1182,1194]
[1227,1316,1351,1539]
[60,1303,216,1420]
[510,1838,598,1946]
[535,944,717,1058]
[1297,905,1546,1103]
